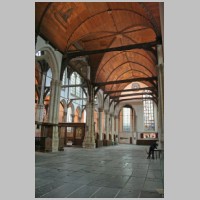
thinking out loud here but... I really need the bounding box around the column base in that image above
[82,135,96,149]
[103,140,112,146]
[52,126,59,152]
[96,140,103,148]
[35,104,45,122]
[82,141,96,149]
[52,138,59,152]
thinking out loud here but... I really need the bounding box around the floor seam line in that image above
[65,184,86,197]
[89,187,102,197]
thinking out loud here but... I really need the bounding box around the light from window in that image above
[45,69,52,87]
[123,107,131,132]
[132,83,140,89]
[143,90,155,131]
[35,51,41,56]
[71,72,82,97]
[71,73,76,94]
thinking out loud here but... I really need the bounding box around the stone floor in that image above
[35,144,164,198]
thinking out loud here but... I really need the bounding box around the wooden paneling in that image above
[58,123,86,146]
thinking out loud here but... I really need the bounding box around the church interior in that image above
[35,2,164,198]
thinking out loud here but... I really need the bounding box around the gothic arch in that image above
[36,46,60,81]
[60,99,67,108]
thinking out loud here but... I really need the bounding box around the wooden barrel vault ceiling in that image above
[35,2,161,99]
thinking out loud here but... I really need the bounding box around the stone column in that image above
[78,116,82,123]
[130,111,133,144]
[131,110,135,144]
[105,111,109,140]
[48,79,62,152]
[48,80,61,123]
[98,108,103,140]
[154,102,158,132]
[82,101,96,148]
[35,72,46,122]
[157,44,164,149]
[115,116,119,144]
[133,111,138,144]
[82,85,96,149]
[134,115,138,142]
[71,114,75,122]
[111,114,114,143]
[159,2,164,48]
[63,107,68,122]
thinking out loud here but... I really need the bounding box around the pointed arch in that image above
[36,46,60,81]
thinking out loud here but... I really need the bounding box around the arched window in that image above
[143,90,155,131]
[35,51,41,56]
[123,107,131,132]
[70,72,82,97]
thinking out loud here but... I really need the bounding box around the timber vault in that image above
[35,2,164,150]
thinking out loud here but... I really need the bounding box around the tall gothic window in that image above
[70,72,81,97]
[143,90,155,131]
[123,107,131,132]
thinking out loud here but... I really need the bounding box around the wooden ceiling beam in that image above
[61,84,86,88]
[110,92,156,99]
[117,97,156,102]
[94,76,157,86]
[104,86,157,94]
[114,96,158,108]
[66,41,159,58]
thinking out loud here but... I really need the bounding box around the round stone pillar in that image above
[111,114,114,143]
[157,44,164,149]
[35,72,46,122]
[105,111,109,140]
[47,79,62,152]
[82,101,96,149]
[71,114,75,122]
[115,116,119,144]
[63,107,68,122]
[98,108,103,140]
